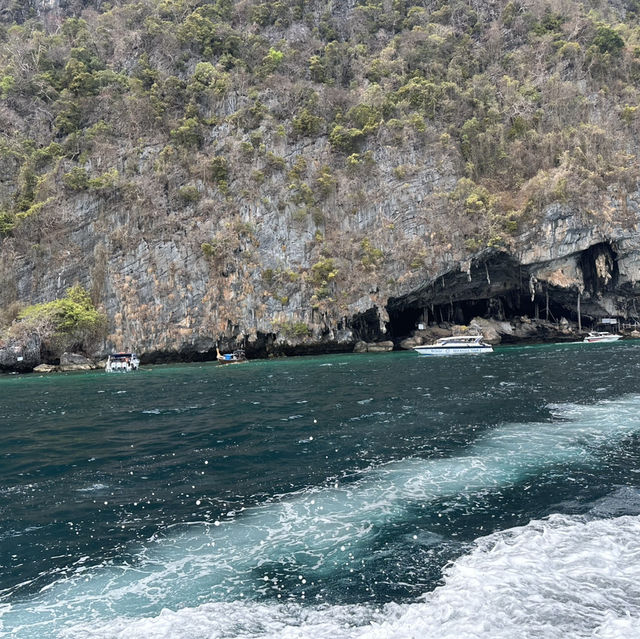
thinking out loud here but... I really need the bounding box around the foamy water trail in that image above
[58,513,640,639]
[3,395,640,637]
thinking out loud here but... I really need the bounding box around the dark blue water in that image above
[2,343,640,638]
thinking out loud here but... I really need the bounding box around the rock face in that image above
[0,335,42,372]
[2,6,640,362]
[2,185,640,364]
[399,336,423,349]
[365,340,394,353]
[388,212,640,342]
[59,352,97,371]
[353,341,368,353]
[33,363,57,373]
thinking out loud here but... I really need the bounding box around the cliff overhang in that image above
[385,240,638,339]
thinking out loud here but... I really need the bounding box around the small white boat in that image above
[413,335,493,355]
[105,352,140,372]
[583,331,622,343]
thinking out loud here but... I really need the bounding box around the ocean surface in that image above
[2,342,640,638]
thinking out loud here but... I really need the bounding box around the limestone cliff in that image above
[1,0,640,365]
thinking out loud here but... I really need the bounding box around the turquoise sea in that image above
[2,342,640,638]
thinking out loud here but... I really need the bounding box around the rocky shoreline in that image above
[0,347,105,374]
[355,315,640,353]
[1,315,636,374]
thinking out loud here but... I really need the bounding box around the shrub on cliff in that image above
[13,285,107,356]
[0,211,15,236]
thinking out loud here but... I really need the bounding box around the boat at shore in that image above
[413,335,493,355]
[105,352,140,372]
[583,331,622,343]
[216,347,247,364]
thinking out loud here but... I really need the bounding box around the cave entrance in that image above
[387,291,575,340]
[349,307,384,342]
[386,247,622,341]
[387,306,422,338]
[579,242,619,296]
[427,294,535,326]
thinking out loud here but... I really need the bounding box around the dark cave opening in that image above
[385,245,626,341]
[349,307,383,342]
[387,306,423,338]
[387,291,583,340]
[579,242,618,296]
[426,292,570,326]
[383,242,628,343]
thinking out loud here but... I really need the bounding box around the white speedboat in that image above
[583,331,622,343]
[105,352,140,372]
[413,335,493,355]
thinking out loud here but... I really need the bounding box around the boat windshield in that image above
[437,336,483,344]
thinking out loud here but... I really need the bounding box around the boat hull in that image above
[216,348,247,364]
[413,345,493,355]
[583,336,622,343]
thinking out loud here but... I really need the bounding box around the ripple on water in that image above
[76,484,109,493]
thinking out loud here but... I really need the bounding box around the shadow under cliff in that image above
[386,243,630,342]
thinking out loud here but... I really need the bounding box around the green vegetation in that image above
[178,185,201,203]
[0,211,16,236]
[310,257,338,286]
[292,108,323,138]
[360,238,384,270]
[14,285,106,354]
[208,156,229,185]
[276,320,311,339]
[201,242,216,258]
[62,167,119,191]
[0,0,639,283]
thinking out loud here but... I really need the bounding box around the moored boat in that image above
[216,347,247,364]
[105,352,140,372]
[583,331,622,343]
[413,335,493,355]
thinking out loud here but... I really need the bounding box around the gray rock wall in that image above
[2,140,640,362]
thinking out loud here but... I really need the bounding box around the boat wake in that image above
[56,514,640,639]
[3,395,640,637]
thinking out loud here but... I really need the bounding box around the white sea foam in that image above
[3,395,640,637]
[57,514,640,639]
[76,484,109,492]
